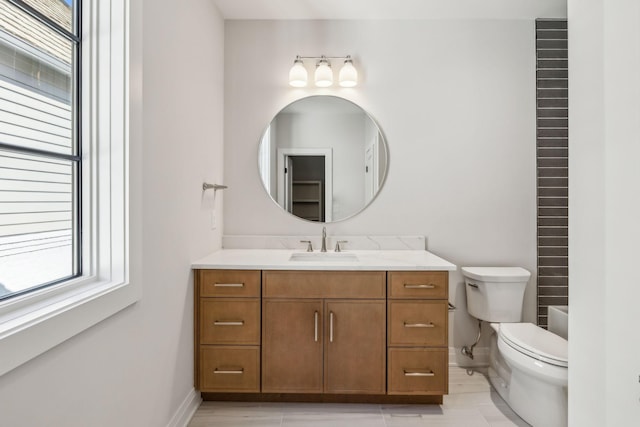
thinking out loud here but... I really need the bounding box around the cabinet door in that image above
[324,300,386,394]
[262,299,323,393]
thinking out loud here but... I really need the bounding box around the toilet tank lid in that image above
[461,267,531,282]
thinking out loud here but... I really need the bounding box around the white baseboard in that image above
[167,388,202,427]
[449,346,490,368]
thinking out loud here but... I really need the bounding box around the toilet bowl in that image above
[462,267,568,427]
[494,323,567,427]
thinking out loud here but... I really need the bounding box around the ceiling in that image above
[211,0,567,20]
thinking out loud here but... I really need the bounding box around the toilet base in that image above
[487,329,512,404]
[488,326,567,427]
[508,368,567,427]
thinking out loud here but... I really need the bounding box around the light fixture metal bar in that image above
[296,55,352,61]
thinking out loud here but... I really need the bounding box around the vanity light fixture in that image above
[288,55,358,88]
[314,56,333,87]
[288,56,308,87]
[338,56,358,87]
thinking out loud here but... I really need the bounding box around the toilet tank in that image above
[461,267,531,322]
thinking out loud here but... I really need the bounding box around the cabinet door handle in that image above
[314,311,319,342]
[404,370,435,377]
[214,321,244,326]
[214,368,244,375]
[404,283,435,289]
[214,283,244,288]
[403,322,435,328]
[329,311,334,343]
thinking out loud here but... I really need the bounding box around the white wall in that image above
[0,1,225,426]
[224,20,538,353]
[569,0,640,425]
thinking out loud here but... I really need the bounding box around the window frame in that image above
[0,0,137,376]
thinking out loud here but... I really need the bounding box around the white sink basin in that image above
[289,252,359,262]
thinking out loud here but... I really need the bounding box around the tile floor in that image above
[187,367,530,426]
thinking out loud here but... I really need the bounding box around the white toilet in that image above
[461,267,568,427]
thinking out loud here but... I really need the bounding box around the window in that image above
[0,0,81,300]
[0,0,137,376]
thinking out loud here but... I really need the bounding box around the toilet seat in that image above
[499,323,568,368]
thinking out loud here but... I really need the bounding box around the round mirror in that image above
[258,96,388,223]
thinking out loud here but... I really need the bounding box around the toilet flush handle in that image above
[467,282,479,289]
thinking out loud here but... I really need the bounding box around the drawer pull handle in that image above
[404,370,435,377]
[404,322,435,328]
[214,368,244,375]
[404,284,436,289]
[214,283,244,288]
[329,311,334,343]
[214,321,244,326]
[314,311,319,342]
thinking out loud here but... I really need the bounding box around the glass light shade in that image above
[289,60,308,87]
[339,60,358,87]
[314,60,333,87]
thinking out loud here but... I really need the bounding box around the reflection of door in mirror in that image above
[364,124,384,205]
[277,148,333,222]
[364,139,378,203]
[287,156,325,222]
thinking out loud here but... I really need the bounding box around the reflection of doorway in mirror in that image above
[277,148,333,222]
[288,156,324,222]
[364,133,381,204]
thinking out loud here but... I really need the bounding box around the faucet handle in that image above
[300,240,313,252]
[334,240,348,252]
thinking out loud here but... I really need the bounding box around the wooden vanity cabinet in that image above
[262,271,386,394]
[194,270,261,393]
[194,268,449,401]
[387,271,449,395]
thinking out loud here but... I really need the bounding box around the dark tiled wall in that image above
[536,19,568,328]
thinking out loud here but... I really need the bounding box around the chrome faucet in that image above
[321,226,327,252]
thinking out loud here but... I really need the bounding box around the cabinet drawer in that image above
[388,271,448,299]
[200,299,260,345]
[388,301,447,346]
[388,348,447,395]
[263,271,385,299]
[200,346,260,392]
[199,270,261,297]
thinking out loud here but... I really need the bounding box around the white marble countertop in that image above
[192,249,457,271]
